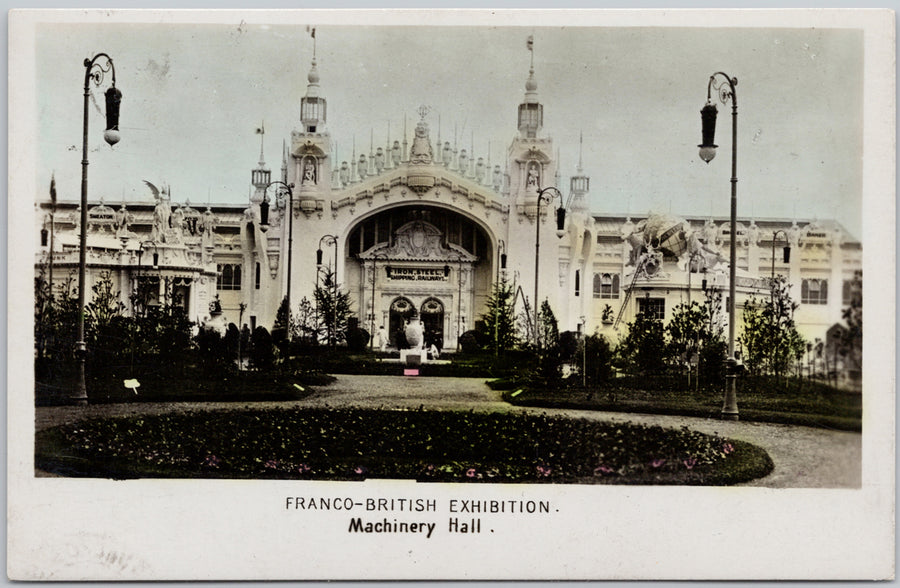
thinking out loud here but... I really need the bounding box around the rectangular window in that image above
[637,297,665,321]
[801,278,828,305]
[255,262,261,290]
[574,270,580,297]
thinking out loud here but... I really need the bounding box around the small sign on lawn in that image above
[123,379,140,395]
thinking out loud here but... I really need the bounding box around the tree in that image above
[536,300,562,381]
[480,277,518,355]
[315,266,354,346]
[291,296,318,348]
[582,332,614,386]
[618,307,666,374]
[840,269,862,376]
[738,276,806,378]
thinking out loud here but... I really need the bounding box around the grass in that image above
[36,367,334,406]
[501,375,862,432]
[35,407,773,485]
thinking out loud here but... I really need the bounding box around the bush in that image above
[459,330,481,354]
[559,331,579,363]
[249,327,274,371]
[347,327,370,352]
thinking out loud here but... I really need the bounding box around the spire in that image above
[281,139,288,184]
[300,28,326,133]
[251,125,270,203]
[256,122,266,167]
[569,131,590,213]
[518,34,543,138]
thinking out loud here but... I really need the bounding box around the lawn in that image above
[35,407,773,485]
[500,375,862,432]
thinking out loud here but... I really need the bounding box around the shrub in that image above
[459,330,481,354]
[347,326,370,352]
[249,327,275,371]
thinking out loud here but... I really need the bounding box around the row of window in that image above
[573,272,623,299]
[217,263,262,291]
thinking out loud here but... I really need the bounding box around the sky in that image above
[30,11,865,238]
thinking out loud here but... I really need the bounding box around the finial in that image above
[417,105,431,121]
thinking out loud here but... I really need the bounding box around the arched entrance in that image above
[420,297,444,349]
[389,297,416,348]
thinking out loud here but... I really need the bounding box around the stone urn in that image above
[404,318,424,350]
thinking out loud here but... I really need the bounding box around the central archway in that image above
[420,297,445,350]
[389,297,416,348]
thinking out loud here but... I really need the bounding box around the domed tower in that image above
[508,35,555,220]
[290,31,331,215]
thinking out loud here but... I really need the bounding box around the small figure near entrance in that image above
[377,325,388,352]
[428,343,440,360]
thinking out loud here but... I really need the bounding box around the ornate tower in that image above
[508,36,555,220]
[290,36,331,216]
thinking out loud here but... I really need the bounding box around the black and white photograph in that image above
[8,8,895,581]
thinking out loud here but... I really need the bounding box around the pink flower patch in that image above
[650,459,666,468]
[465,468,477,478]
[683,458,697,470]
[723,443,734,455]
[264,459,279,469]
[202,454,221,468]
[593,465,614,476]
[353,466,368,475]
[536,465,552,477]
[297,463,311,474]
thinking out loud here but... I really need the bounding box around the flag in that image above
[49,174,57,207]
[311,27,316,39]
[527,35,533,52]
[256,123,265,135]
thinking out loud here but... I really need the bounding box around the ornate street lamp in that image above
[698,71,739,420]
[317,234,339,347]
[533,186,566,349]
[262,181,295,338]
[770,229,791,279]
[74,53,122,405]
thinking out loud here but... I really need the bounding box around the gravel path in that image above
[35,374,861,487]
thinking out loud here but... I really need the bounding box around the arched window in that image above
[801,278,827,305]
[217,263,242,290]
[255,262,261,289]
[594,273,620,299]
[574,270,580,297]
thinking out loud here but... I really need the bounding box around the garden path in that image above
[34,374,861,488]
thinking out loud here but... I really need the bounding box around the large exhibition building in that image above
[34,43,861,372]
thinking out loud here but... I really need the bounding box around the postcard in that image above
[8,8,895,580]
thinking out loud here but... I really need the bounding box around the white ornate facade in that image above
[35,49,861,357]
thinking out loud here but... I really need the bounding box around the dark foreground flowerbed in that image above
[36,407,773,485]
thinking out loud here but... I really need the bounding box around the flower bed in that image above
[36,407,772,485]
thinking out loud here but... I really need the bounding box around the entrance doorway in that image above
[389,297,416,348]
[420,298,444,350]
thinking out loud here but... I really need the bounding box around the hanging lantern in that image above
[698,102,718,163]
[556,207,566,238]
[259,198,269,231]
[103,86,122,146]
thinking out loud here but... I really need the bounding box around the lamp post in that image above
[262,181,295,338]
[494,239,507,356]
[366,251,388,351]
[74,53,122,405]
[533,186,566,349]
[770,229,791,280]
[698,71,739,420]
[317,234,339,347]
